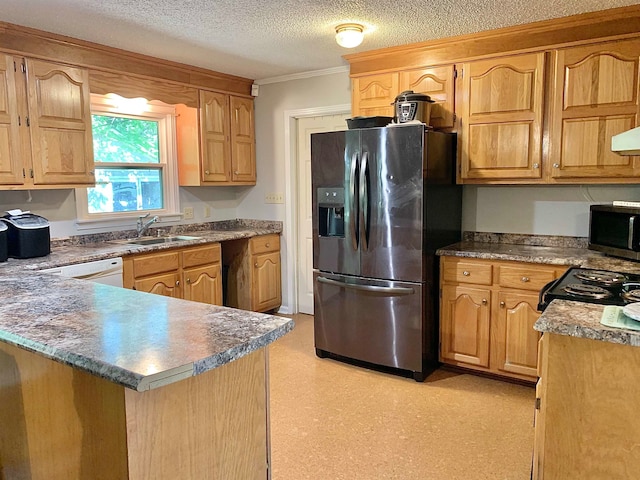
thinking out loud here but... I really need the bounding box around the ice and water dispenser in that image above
[317,187,344,237]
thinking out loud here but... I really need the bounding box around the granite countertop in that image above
[0,219,294,391]
[437,232,640,348]
[534,300,640,347]
[2,218,283,273]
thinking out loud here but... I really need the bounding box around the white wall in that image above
[463,184,640,237]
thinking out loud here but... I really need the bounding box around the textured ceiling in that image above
[1,0,638,81]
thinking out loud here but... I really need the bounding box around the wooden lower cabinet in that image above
[533,333,640,479]
[0,341,269,480]
[123,243,222,305]
[439,256,566,382]
[223,234,282,313]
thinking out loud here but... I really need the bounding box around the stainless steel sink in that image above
[124,235,201,246]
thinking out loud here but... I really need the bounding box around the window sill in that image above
[75,213,183,232]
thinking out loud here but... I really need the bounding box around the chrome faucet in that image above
[136,213,159,237]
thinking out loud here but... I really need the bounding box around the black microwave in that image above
[589,204,640,261]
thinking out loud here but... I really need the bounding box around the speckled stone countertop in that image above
[0,219,294,391]
[437,231,640,347]
[533,300,640,347]
[436,231,640,273]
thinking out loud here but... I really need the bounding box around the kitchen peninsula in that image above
[0,221,294,480]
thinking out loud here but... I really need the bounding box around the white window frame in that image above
[75,93,181,231]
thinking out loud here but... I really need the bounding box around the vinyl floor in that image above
[268,314,535,480]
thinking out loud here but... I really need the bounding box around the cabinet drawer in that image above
[442,260,492,285]
[250,234,280,254]
[498,265,557,291]
[130,251,180,277]
[182,243,221,268]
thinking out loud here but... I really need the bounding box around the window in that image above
[75,94,179,227]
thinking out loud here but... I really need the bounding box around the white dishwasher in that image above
[41,257,124,287]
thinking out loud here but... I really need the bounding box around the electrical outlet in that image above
[265,192,284,204]
[204,205,211,218]
[183,207,194,219]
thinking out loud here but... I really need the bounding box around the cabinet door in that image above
[549,39,640,180]
[200,90,231,182]
[183,264,223,305]
[0,55,24,185]
[25,58,94,185]
[351,73,398,117]
[251,251,281,312]
[399,65,455,128]
[459,53,545,182]
[133,272,181,298]
[230,96,256,184]
[492,291,541,378]
[440,284,491,367]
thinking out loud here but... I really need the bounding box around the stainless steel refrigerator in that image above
[311,124,461,381]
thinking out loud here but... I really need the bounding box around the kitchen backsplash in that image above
[51,219,283,247]
[462,231,588,249]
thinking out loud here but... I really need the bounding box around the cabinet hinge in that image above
[17,116,21,127]
[26,116,30,127]
[13,60,17,72]
[454,68,463,79]
[453,113,457,123]
[21,61,26,74]
[30,169,34,179]
[535,397,541,410]
[22,168,26,179]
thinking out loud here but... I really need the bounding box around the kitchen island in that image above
[0,268,293,479]
[532,300,640,480]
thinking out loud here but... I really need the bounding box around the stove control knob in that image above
[521,276,530,283]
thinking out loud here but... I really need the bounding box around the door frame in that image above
[282,104,351,314]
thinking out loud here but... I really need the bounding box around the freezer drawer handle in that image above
[317,276,415,296]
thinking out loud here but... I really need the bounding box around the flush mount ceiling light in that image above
[335,23,364,49]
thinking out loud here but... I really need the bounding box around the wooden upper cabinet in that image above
[0,56,94,188]
[548,38,640,181]
[200,90,231,182]
[230,95,256,183]
[352,73,397,117]
[0,54,23,184]
[192,90,255,186]
[399,65,455,128]
[26,58,94,185]
[458,52,545,183]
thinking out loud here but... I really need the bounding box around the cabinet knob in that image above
[254,262,259,268]
[205,170,210,175]
[533,163,539,169]
[553,163,560,168]
[234,171,239,175]
[500,301,506,308]
[463,271,470,276]
[265,243,270,247]
[521,276,530,283]
[175,280,180,286]
[186,278,191,284]
[482,298,487,305]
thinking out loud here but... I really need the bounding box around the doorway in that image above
[293,112,349,314]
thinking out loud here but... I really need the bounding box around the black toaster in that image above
[2,213,50,259]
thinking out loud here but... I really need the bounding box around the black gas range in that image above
[538,267,640,311]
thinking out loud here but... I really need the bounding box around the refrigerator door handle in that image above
[349,151,359,250]
[359,151,369,251]
[317,276,415,296]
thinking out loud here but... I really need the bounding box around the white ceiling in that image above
[1,0,638,81]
